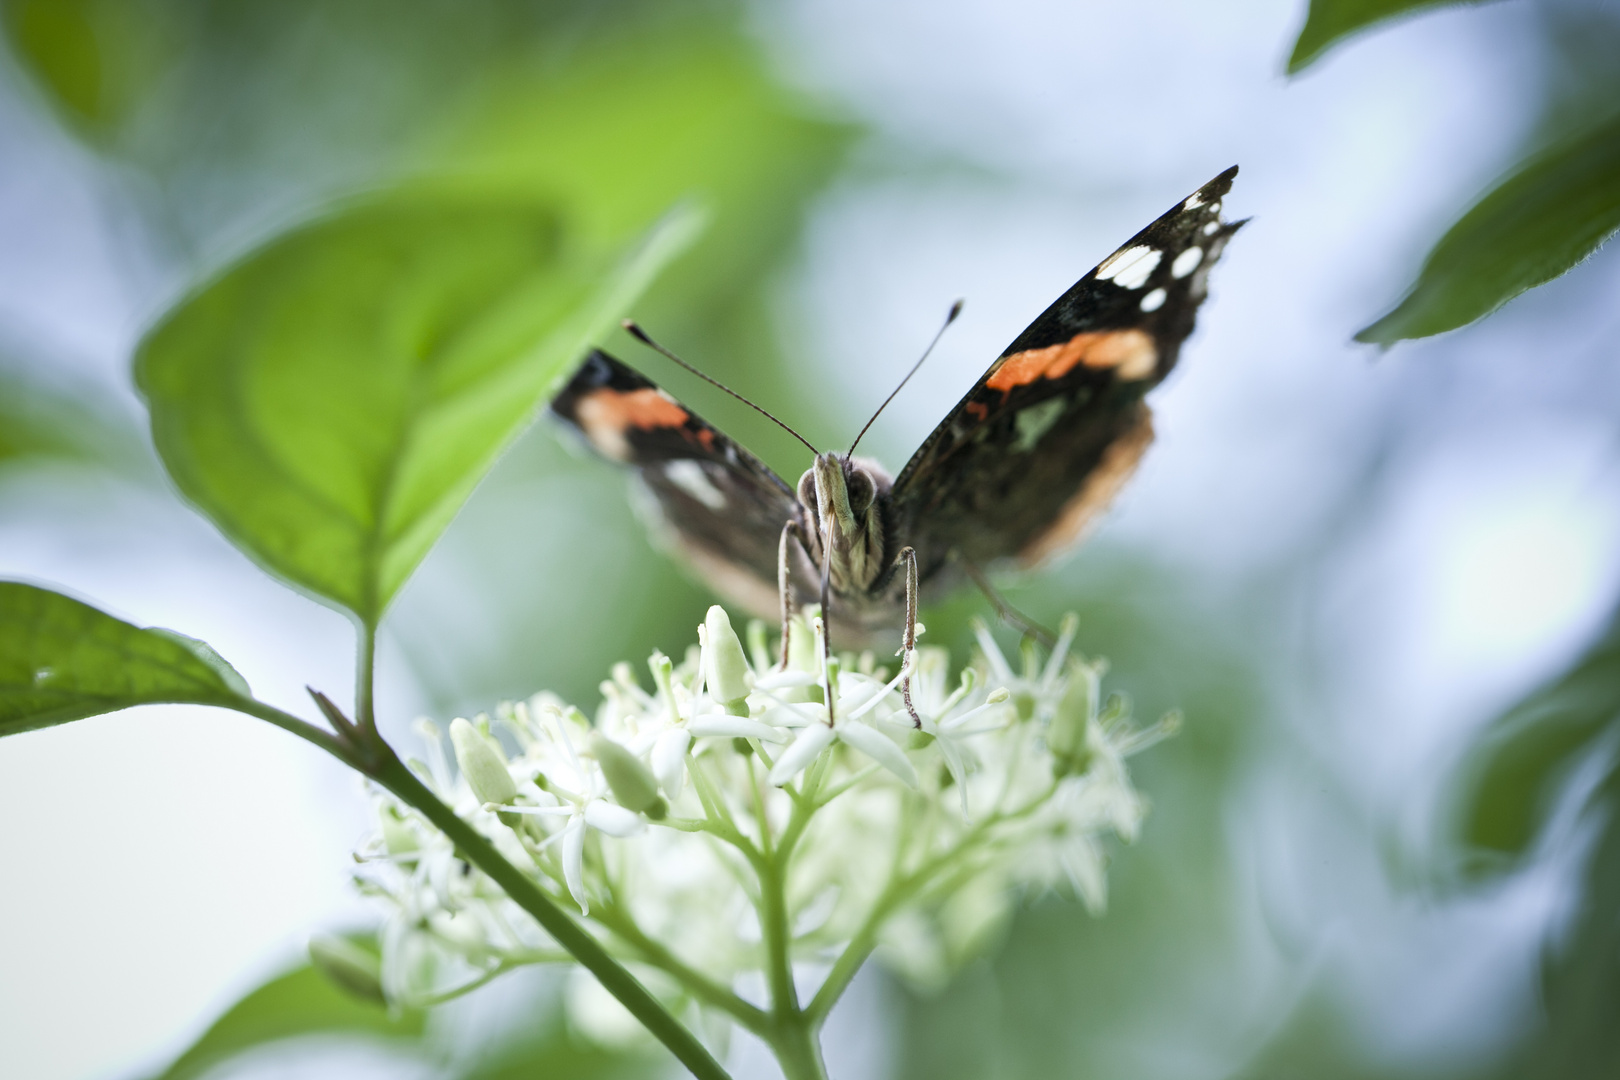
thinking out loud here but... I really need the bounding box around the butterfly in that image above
[551,166,1242,707]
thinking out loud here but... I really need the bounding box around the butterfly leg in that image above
[961,558,1058,650]
[776,519,820,670]
[898,546,923,729]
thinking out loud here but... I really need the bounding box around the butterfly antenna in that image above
[623,320,819,456]
[847,299,963,456]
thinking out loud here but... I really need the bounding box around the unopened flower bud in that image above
[704,606,752,715]
[1047,665,1096,775]
[308,935,386,1005]
[450,717,517,805]
[591,731,667,819]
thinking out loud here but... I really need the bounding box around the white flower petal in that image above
[584,799,646,837]
[768,723,837,786]
[755,669,819,690]
[760,701,825,729]
[562,817,588,914]
[689,715,791,742]
[836,722,918,789]
[651,727,692,797]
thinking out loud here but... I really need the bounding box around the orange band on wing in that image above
[985,328,1157,393]
[576,387,694,461]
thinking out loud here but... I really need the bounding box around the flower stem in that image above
[229,694,734,1076]
[768,1015,829,1080]
[369,752,733,1080]
[355,618,377,735]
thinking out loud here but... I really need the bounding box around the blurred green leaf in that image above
[1357,111,1620,345]
[0,0,182,136]
[144,946,425,1080]
[0,362,149,475]
[1516,769,1620,1080]
[1286,0,1506,74]
[458,1018,659,1080]
[135,195,693,627]
[1452,606,1620,872]
[0,581,250,737]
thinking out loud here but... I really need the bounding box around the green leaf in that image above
[1452,607,1620,871]
[0,582,252,737]
[135,195,695,626]
[145,946,426,1080]
[1357,111,1620,344]
[458,1018,659,1080]
[0,0,182,137]
[1286,0,1507,74]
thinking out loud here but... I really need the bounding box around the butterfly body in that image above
[551,167,1244,646]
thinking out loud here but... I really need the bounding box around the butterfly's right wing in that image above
[550,350,805,620]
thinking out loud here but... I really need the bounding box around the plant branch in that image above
[355,618,378,734]
[370,753,733,1080]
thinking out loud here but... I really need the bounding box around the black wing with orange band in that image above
[889,165,1245,584]
[550,350,801,616]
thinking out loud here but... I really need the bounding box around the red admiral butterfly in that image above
[552,166,1242,711]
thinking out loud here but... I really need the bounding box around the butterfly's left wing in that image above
[550,349,804,620]
[889,166,1244,584]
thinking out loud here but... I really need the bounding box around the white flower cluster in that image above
[354,606,1174,1028]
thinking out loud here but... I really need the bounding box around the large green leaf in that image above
[1452,606,1620,871]
[145,949,426,1080]
[0,582,250,737]
[1357,111,1620,345]
[1285,0,1506,74]
[135,195,693,626]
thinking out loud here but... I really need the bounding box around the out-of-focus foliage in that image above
[0,581,251,736]
[145,952,656,1080]
[0,0,178,137]
[1286,0,1507,74]
[1292,0,1620,347]
[1356,110,1620,345]
[134,194,691,626]
[1451,604,1620,872]
[144,946,425,1080]
[1510,767,1620,1080]
[0,361,146,475]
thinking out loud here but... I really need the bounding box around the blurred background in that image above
[2,0,1619,1078]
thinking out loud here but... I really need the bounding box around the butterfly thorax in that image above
[797,453,894,597]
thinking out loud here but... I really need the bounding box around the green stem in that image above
[234,699,349,759]
[355,619,377,734]
[371,754,733,1080]
[767,1015,829,1080]
[230,695,730,1080]
[758,848,799,1020]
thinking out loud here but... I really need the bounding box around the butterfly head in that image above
[799,452,892,592]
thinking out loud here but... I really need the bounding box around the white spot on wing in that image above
[1183,193,1204,210]
[1170,247,1204,279]
[1203,221,1220,236]
[1139,288,1167,312]
[1096,245,1161,289]
[663,460,726,510]
[1207,201,1221,215]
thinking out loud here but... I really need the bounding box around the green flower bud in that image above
[591,731,667,818]
[1047,665,1096,775]
[308,935,386,1005]
[648,650,679,721]
[450,716,517,805]
[704,606,752,715]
